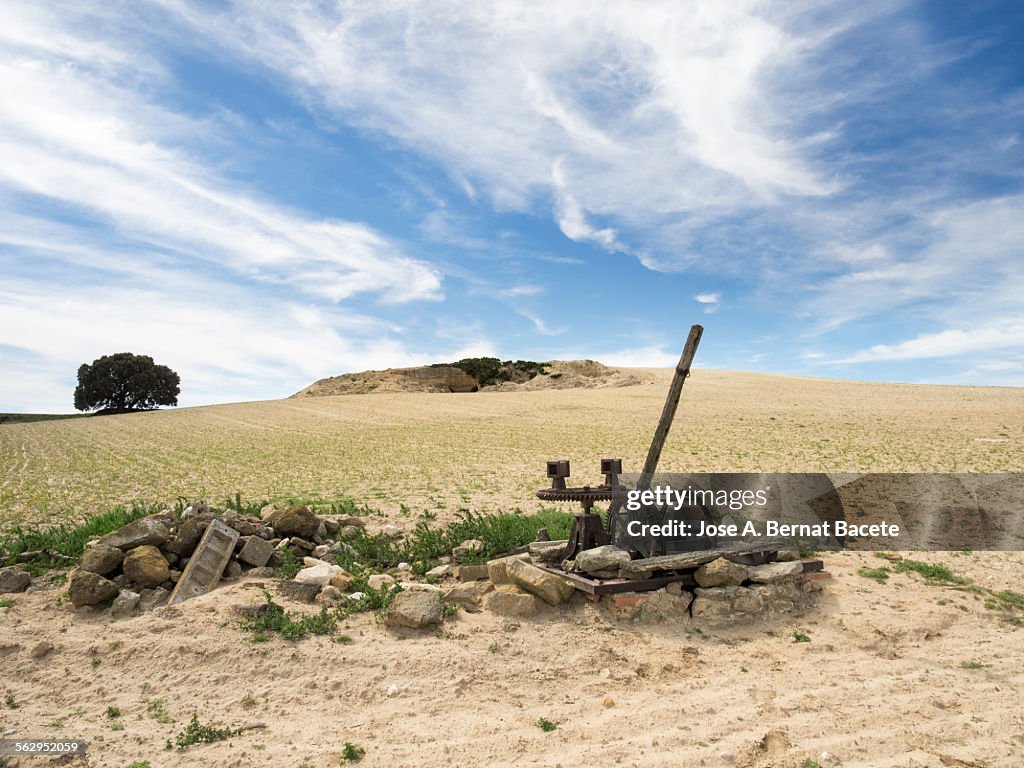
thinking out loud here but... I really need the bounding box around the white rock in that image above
[348,592,366,601]
[386,684,399,697]
[398,582,443,592]
[397,562,412,571]
[368,574,396,590]
[294,562,342,586]
[381,524,402,538]
[302,556,326,567]
[425,564,451,578]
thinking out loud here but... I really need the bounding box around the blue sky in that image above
[1,0,1022,411]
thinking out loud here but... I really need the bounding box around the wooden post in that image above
[635,324,703,493]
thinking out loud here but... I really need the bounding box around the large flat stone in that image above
[384,590,444,629]
[484,585,538,617]
[575,545,631,575]
[747,561,803,583]
[506,558,575,605]
[98,517,171,550]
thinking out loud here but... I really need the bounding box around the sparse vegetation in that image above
[341,742,365,762]
[175,713,242,748]
[240,592,338,640]
[792,631,811,643]
[537,717,558,732]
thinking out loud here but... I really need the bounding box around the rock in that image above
[348,591,366,602]
[484,585,538,617]
[397,562,412,571]
[78,545,124,576]
[691,585,769,621]
[506,559,575,605]
[288,537,316,554]
[98,517,172,550]
[426,564,451,579]
[67,570,119,607]
[485,554,528,585]
[459,564,490,582]
[329,541,359,559]
[317,585,343,603]
[295,562,342,586]
[223,512,268,537]
[111,590,140,618]
[340,525,361,539]
[747,561,803,583]
[312,544,332,559]
[527,540,567,564]
[271,505,319,539]
[368,574,396,590]
[398,581,443,592]
[222,561,242,580]
[321,517,341,536]
[383,590,444,629]
[164,514,213,557]
[0,565,32,594]
[247,566,276,578]
[633,589,693,624]
[329,569,355,591]
[444,582,494,612]
[31,640,54,659]
[575,545,631,575]
[452,539,484,561]
[694,557,748,588]
[138,587,170,612]
[381,524,402,539]
[335,515,366,528]
[277,580,321,603]
[534,527,551,542]
[122,546,171,588]
[259,504,277,521]
[775,549,802,562]
[237,536,275,567]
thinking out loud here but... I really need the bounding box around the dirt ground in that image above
[2,370,1023,767]
[1,550,1023,767]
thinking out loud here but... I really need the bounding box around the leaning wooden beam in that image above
[635,324,703,494]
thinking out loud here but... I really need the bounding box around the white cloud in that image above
[517,311,565,337]
[837,320,1024,364]
[0,6,442,306]
[156,0,837,265]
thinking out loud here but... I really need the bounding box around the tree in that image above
[74,353,180,413]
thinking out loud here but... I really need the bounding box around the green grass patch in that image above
[240,592,338,640]
[892,559,967,585]
[858,566,890,583]
[960,661,988,670]
[333,508,573,574]
[0,502,162,574]
[0,598,14,609]
[792,631,811,643]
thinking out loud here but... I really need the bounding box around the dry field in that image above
[2,369,1024,768]
[1,369,1022,529]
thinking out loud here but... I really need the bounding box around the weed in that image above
[802,760,823,768]
[241,696,257,710]
[0,598,14,608]
[337,635,353,645]
[442,602,459,618]
[341,742,365,762]
[175,713,241,748]
[274,549,303,580]
[537,717,557,732]
[792,631,811,643]
[147,699,172,724]
[488,642,500,653]
[5,693,19,709]
[893,559,966,585]
[0,502,162,573]
[240,592,337,640]
[960,661,988,669]
[126,762,151,768]
[858,566,890,583]
[106,706,122,718]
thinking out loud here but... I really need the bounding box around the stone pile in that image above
[57,502,367,617]
[439,539,828,624]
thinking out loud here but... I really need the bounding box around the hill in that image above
[292,359,650,397]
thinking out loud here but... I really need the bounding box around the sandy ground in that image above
[1,550,1023,768]
[2,370,1023,767]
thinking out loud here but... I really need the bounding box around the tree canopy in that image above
[73,353,180,413]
